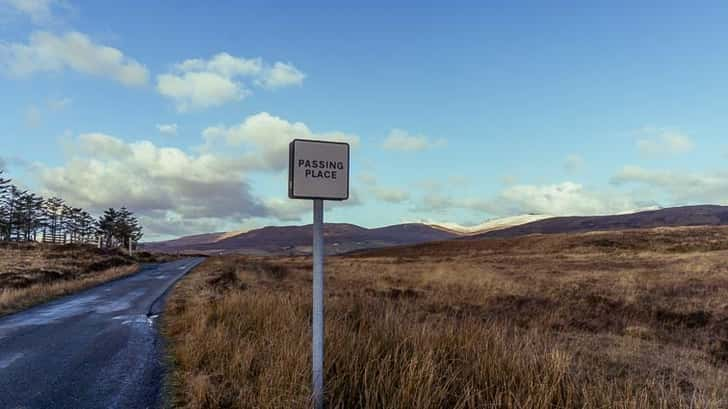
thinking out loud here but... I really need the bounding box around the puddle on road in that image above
[0,294,100,333]
[120,315,155,327]
[94,289,145,314]
[0,352,25,369]
[0,287,148,336]
[111,313,158,327]
[0,262,197,336]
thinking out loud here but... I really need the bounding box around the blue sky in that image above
[1,0,728,240]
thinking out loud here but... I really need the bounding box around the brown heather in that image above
[0,242,145,316]
[163,226,728,408]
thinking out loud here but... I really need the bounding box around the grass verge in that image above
[0,242,163,316]
[0,264,139,316]
[163,227,728,409]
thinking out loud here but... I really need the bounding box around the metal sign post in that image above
[312,198,325,409]
[288,139,350,409]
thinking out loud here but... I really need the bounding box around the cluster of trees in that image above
[0,169,143,249]
[97,208,144,249]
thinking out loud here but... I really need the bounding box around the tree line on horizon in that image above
[0,169,143,249]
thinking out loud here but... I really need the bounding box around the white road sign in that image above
[287,138,351,409]
[289,139,350,200]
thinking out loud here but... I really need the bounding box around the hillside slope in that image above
[429,214,553,235]
[143,232,231,253]
[144,223,458,255]
[468,205,728,240]
[145,205,728,254]
[164,225,728,407]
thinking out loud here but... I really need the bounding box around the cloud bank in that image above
[0,31,149,86]
[157,53,304,111]
[202,112,359,171]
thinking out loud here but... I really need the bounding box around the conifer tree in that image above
[0,170,11,241]
[0,169,144,245]
[44,197,66,244]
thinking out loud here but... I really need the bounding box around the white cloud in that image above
[564,154,584,173]
[78,132,132,157]
[140,213,262,240]
[47,96,71,111]
[156,123,178,136]
[157,53,304,111]
[1,0,62,24]
[157,71,248,111]
[175,53,262,77]
[257,62,305,89]
[202,112,359,171]
[264,198,310,222]
[637,128,694,156]
[37,134,273,238]
[34,127,358,239]
[415,181,642,217]
[612,165,728,204]
[0,31,149,86]
[496,182,639,216]
[382,129,446,152]
[326,188,363,211]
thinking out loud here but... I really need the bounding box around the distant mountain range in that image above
[428,214,553,235]
[142,223,458,255]
[466,205,728,240]
[142,205,728,255]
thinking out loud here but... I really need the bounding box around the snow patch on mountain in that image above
[427,214,554,235]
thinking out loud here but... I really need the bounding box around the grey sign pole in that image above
[288,139,349,409]
[312,198,325,409]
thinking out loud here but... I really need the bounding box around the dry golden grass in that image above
[163,226,728,408]
[0,264,139,316]
[0,242,143,316]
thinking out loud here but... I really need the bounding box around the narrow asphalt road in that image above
[0,257,205,409]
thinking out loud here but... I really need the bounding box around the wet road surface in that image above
[0,258,204,409]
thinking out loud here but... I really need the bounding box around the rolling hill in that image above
[143,205,728,255]
[142,223,458,255]
[467,205,728,239]
[428,214,554,235]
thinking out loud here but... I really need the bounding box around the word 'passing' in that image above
[298,160,345,179]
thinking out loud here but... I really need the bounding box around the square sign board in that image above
[289,139,350,200]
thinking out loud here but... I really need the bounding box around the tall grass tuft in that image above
[164,253,728,409]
